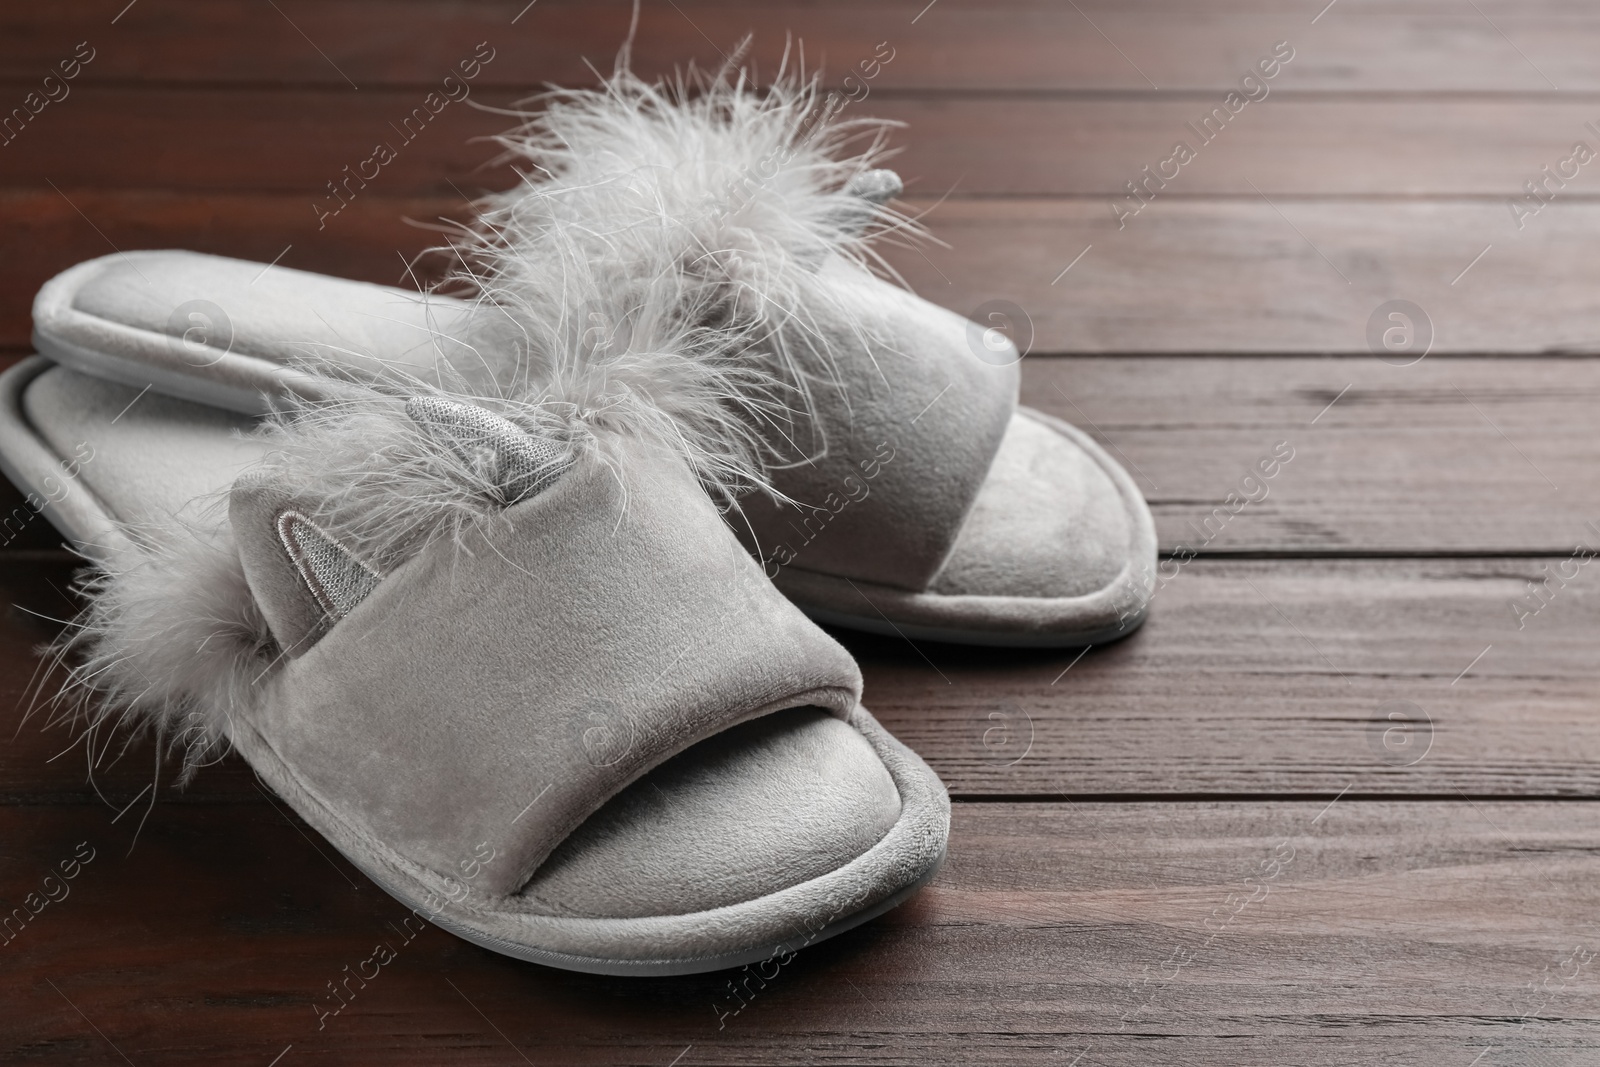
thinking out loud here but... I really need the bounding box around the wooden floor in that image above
[5,1,1600,1063]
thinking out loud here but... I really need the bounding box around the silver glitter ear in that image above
[844,168,903,206]
[405,396,572,504]
[830,169,903,237]
[277,511,383,621]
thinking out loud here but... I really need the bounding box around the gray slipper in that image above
[461,65,1160,647]
[0,358,948,975]
[32,231,1155,649]
[29,61,1157,648]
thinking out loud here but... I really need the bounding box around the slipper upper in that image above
[736,256,1018,591]
[35,250,1020,593]
[40,375,867,902]
[232,425,859,898]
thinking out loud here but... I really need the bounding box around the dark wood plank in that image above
[868,555,1600,798]
[1,799,1595,1064]
[4,0,1600,91]
[4,193,1600,354]
[1024,356,1600,555]
[899,197,1600,354]
[14,90,1600,198]
[7,553,1600,799]
[0,88,522,197]
[880,97,1600,198]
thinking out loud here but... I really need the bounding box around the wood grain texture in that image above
[1022,356,1600,555]
[1,800,1596,1065]
[1,88,524,197]
[3,193,1600,354]
[899,197,1600,354]
[865,555,1600,798]
[13,91,1600,198]
[4,0,1600,92]
[6,553,1599,800]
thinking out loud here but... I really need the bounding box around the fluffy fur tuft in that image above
[440,228,801,510]
[52,46,919,784]
[468,47,910,296]
[247,384,581,570]
[48,383,585,784]
[48,510,270,785]
[444,47,920,488]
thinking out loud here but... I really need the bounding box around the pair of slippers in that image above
[1,68,1155,974]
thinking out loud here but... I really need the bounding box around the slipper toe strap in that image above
[744,258,1020,592]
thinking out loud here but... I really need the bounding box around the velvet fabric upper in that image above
[232,435,863,897]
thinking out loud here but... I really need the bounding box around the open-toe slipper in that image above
[452,68,1161,647]
[32,232,1154,649]
[0,358,948,974]
[30,66,1156,647]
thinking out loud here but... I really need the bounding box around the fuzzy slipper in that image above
[0,358,948,975]
[457,63,1160,648]
[28,70,1155,647]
